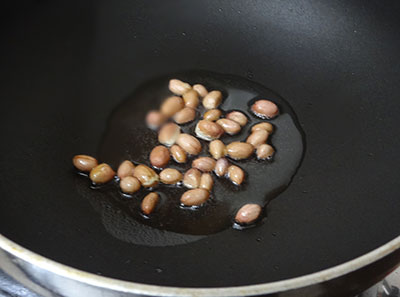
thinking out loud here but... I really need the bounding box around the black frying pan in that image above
[1,0,400,296]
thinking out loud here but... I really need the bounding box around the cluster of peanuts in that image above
[73,79,279,226]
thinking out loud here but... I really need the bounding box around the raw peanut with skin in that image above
[193,84,208,97]
[209,140,226,159]
[257,144,275,160]
[159,168,182,184]
[226,111,248,126]
[169,79,191,95]
[251,100,279,119]
[146,110,166,129]
[117,160,135,179]
[176,133,202,155]
[170,144,187,163]
[246,130,269,148]
[120,176,141,194]
[203,109,222,121]
[227,165,245,185]
[200,173,213,191]
[183,168,201,189]
[158,123,181,147]
[182,90,199,108]
[202,90,222,109]
[180,189,210,206]
[235,204,262,224]
[251,122,274,134]
[73,155,98,172]
[173,107,196,124]
[133,165,159,188]
[226,142,254,160]
[160,96,184,117]
[89,163,115,184]
[216,119,241,135]
[195,120,224,141]
[214,158,229,177]
[150,145,170,168]
[141,192,159,215]
[192,157,216,172]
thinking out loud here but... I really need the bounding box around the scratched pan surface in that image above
[1,0,400,289]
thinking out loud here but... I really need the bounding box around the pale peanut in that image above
[180,189,210,206]
[226,142,254,160]
[159,168,182,184]
[173,107,196,124]
[192,157,216,172]
[203,109,222,121]
[150,145,170,168]
[176,133,202,155]
[133,165,159,188]
[183,168,201,189]
[200,173,213,191]
[141,192,159,215]
[235,204,262,224]
[120,176,141,194]
[182,90,199,108]
[193,84,208,97]
[170,144,187,163]
[216,119,241,135]
[160,96,184,117]
[73,155,98,172]
[117,160,135,179]
[214,158,229,177]
[195,120,224,141]
[257,144,275,160]
[89,163,115,184]
[169,79,191,95]
[251,122,274,134]
[146,110,166,129]
[158,123,181,146]
[246,130,269,148]
[209,140,226,159]
[202,90,222,109]
[226,111,248,126]
[251,99,279,119]
[227,165,245,185]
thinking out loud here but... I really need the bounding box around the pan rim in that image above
[1,233,400,296]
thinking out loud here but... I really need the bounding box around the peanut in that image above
[176,133,202,155]
[133,165,159,188]
[209,140,226,159]
[216,119,241,135]
[193,84,208,97]
[183,168,201,189]
[203,109,222,121]
[150,145,170,168]
[251,122,274,134]
[141,192,159,215]
[251,99,279,119]
[180,189,210,206]
[257,144,275,160]
[200,173,213,191]
[170,144,187,163]
[73,155,98,172]
[146,110,166,129]
[192,157,216,172]
[158,123,181,147]
[226,142,254,160]
[227,165,245,185]
[182,90,199,108]
[160,96,184,117]
[203,90,222,109]
[159,168,183,184]
[169,79,191,95]
[173,107,196,124]
[120,176,141,194]
[235,204,262,224]
[117,160,135,179]
[214,158,229,177]
[246,130,269,148]
[89,163,115,184]
[195,120,224,141]
[226,111,248,126]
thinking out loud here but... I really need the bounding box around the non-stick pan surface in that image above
[1,0,400,288]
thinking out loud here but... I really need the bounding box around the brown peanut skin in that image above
[203,90,222,109]
[203,109,222,121]
[216,119,241,135]
[251,100,279,119]
[159,168,183,184]
[170,144,187,163]
[141,192,160,215]
[89,163,115,184]
[246,130,269,148]
[117,160,135,179]
[228,165,245,185]
[192,157,216,172]
[176,133,202,155]
[160,96,184,117]
[180,189,210,206]
[195,120,224,141]
[193,84,208,97]
[200,173,213,191]
[182,90,199,108]
[120,176,141,194]
[214,158,229,177]
[226,142,254,160]
[158,123,181,147]
[150,145,170,168]
[183,168,201,189]
[73,155,98,172]
[209,140,226,159]
[257,144,275,160]
[169,79,191,95]
[133,165,159,187]
[251,122,274,134]
[235,204,262,224]
[173,107,196,124]
[146,110,166,129]
[226,111,248,126]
